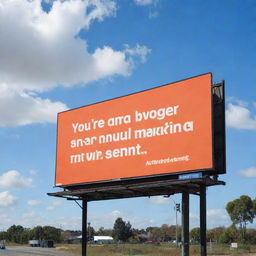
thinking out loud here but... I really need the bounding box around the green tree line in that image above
[0,225,62,244]
[226,195,256,241]
[1,194,256,245]
[191,195,256,245]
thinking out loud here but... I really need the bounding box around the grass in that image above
[57,243,256,256]
[5,242,27,246]
[58,243,180,256]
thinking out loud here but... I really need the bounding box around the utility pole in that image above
[88,222,91,243]
[169,197,180,247]
[176,203,180,246]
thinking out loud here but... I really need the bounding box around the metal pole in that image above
[82,200,87,256]
[182,192,189,256]
[200,186,207,256]
[169,197,179,247]
[176,207,178,248]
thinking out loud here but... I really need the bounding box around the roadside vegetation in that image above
[1,194,256,255]
[0,225,62,244]
[57,243,256,256]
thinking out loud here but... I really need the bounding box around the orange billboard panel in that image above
[55,73,213,187]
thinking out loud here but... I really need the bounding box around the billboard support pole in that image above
[182,192,189,256]
[82,200,87,256]
[200,185,207,256]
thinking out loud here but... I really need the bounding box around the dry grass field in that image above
[57,243,256,256]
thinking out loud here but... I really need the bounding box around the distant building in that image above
[93,236,113,243]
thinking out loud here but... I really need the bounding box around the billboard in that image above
[55,73,214,187]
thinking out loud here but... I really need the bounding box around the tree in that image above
[0,231,7,241]
[226,195,255,239]
[159,224,172,242]
[30,226,44,240]
[253,199,256,214]
[6,225,27,243]
[96,227,113,236]
[149,227,161,242]
[42,226,62,242]
[131,228,147,243]
[87,226,95,241]
[3,225,63,244]
[207,226,225,243]
[218,225,238,244]
[190,227,200,243]
[245,229,256,244]
[112,217,132,242]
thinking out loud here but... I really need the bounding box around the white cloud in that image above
[126,216,155,229]
[46,206,55,211]
[189,213,199,228]
[0,0,149,92]
[52,199,63,206]
[0,209,82,230]
[149,11,159,19]
[134,0,158,6]
[88,209,154,230]
[20,210,45,227]
[149,196,170,205]
[0,0,150,127]
[88,210,122,229]
[207,209,229,220]
[0,214,11,225]
[91,46,131,77]
[29,170,38,176]
[190,209,230,229]
[227,97,248,107]
[0,170,33,189]
[207,209,230,228]
[226,103,256,130]
[48,216,82,230]
[0,191,17,207]
[110,210,121,217]
[0,86,68,126]
[240,166,256,178]
[46,199,64,210]
[124,44,151,64]
[27,200,41,206]
[23,211,37,218]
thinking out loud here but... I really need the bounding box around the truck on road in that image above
[28,240,54,248]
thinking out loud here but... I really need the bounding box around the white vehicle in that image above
[29,240,41,247]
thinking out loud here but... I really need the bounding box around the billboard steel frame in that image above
[48,176,225,256]
[48,79,226,256]
[55,73,226,188]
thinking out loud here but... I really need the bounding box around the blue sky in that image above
[0,0,256,231]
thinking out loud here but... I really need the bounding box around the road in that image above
[0,246,76,256]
